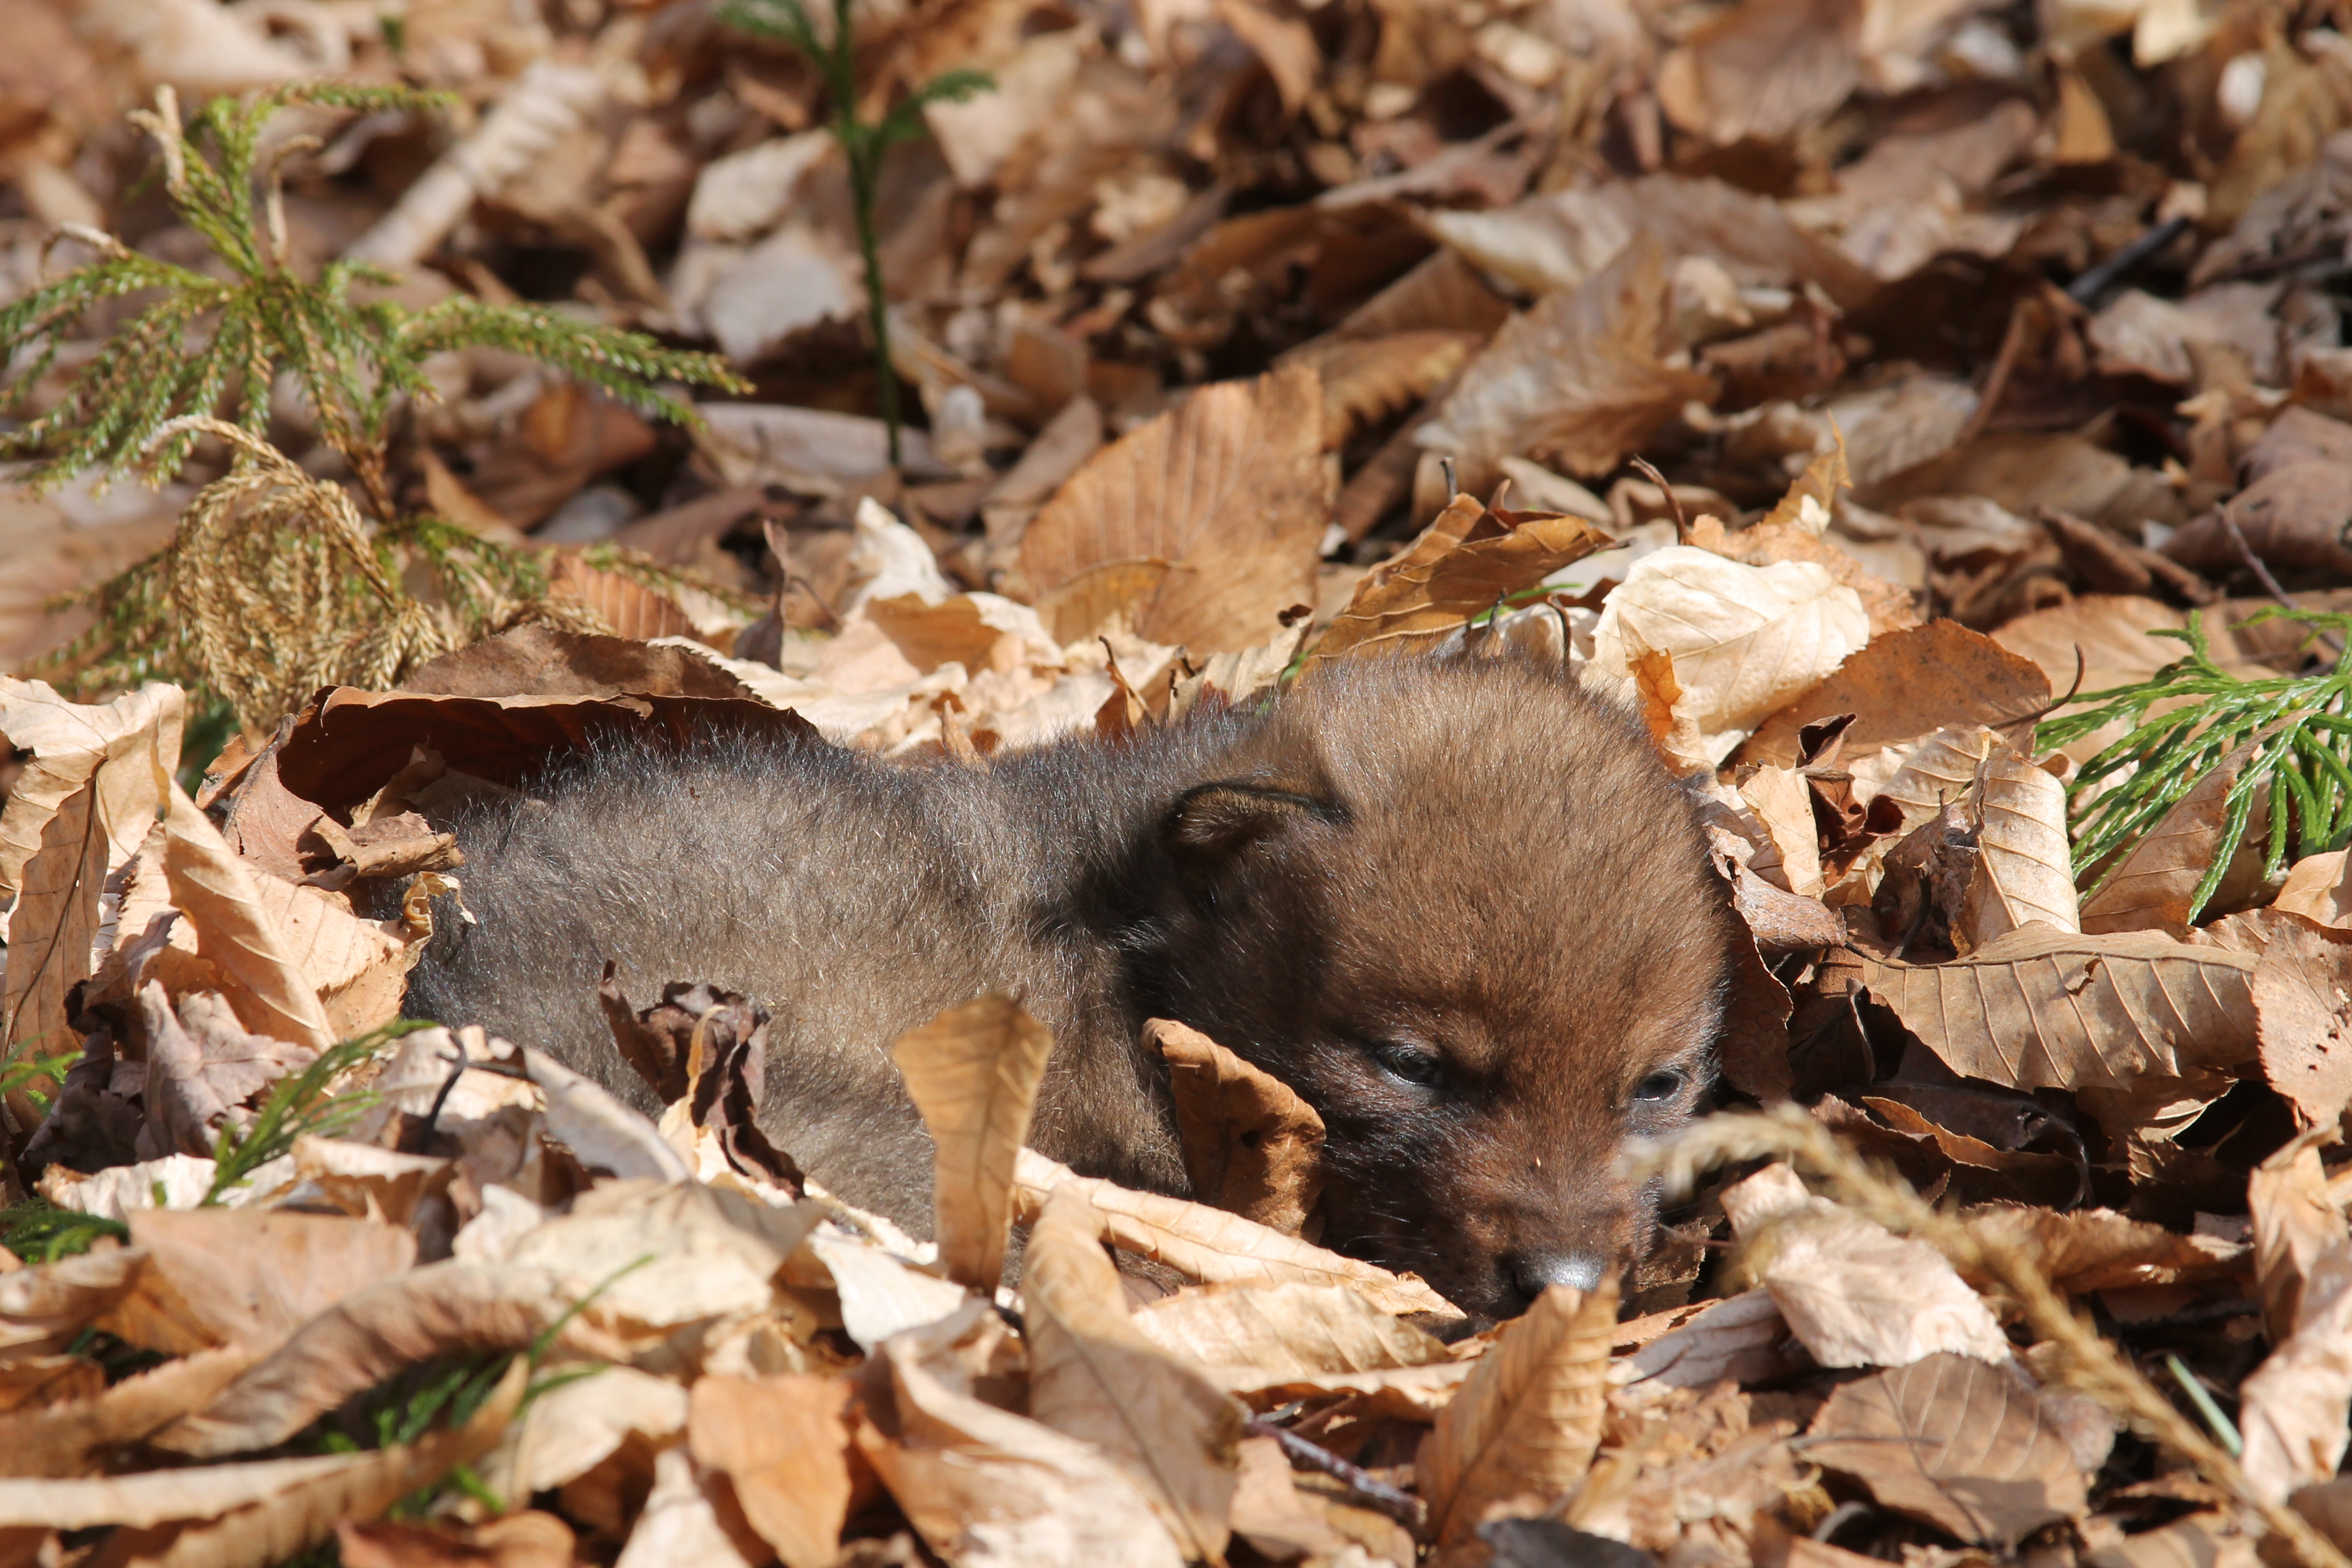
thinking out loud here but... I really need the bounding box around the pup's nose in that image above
[1506,1250,1606,1308]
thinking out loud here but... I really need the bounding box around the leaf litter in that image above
[2,1,2352,1566]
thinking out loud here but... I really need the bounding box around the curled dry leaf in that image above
[1014,1149,1460,1319]
[522,1046,693,1184]
[1418,240,1718,497]
[612,1442,769,1568]
[1721,1164,2010,1368]
[1964,1205,2245,1294]
[1025,1186,1246,1562]
[0,1248,143,1359]
[1856,928,2258,1100]
[1873,728,2079,945]
[1591,547,1870,761]
[1417,1275,1618,1546]
[1805,1354,2089,1546]
[889,994,1057,1292]
[1611,1289,1802,1403]
[2253,915,2352,1127]
[687,1374,857,1568]
[3,774,107,1066]
[111,1207,418,1358]
[0,678,183,902]
[153,1261,635,1458]
[1130,1279,1452,1387]
[2238,1228,2352,1504]
[0,1346,254,1480]
[1306,493,1609,668]
[159,779,335,1052]
[2251,1138,2345,1344]
[1147,1017,1326,1236]
[1019,364,1330,656]
[861,1300,1188,1568]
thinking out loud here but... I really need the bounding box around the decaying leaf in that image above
[0,678,184,903]
[687,1374,857,1568]
[889,994,1057,1292]
[1014,1150,1460,1318]
[1019,365,1330,655]
[1418,1275,1618,1545]
[1025,1186,1246,1561]
[1805,1354,2088,1545]
[1148,1018,1326,1236]
[2254,915,2352,1128]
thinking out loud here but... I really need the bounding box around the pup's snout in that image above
[1504,1249,1607,1309]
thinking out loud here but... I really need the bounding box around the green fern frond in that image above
[399,297,748,421]
[2037,607,2352,921]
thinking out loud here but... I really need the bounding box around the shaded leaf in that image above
[1148,1018,1325,1236]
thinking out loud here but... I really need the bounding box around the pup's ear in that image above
[1162,781,1341,863]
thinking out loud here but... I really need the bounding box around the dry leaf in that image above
[1744,620,2052,771]
[1129,1280,1452,1388]
[522,1047,693,1184]
[0,678,183,903]
[1025,1186,1245,1561]
[110,1208,417,1358]
[2254,914,2352,1127]
[158,779,335,1052]
[1418,241,1717,497]
[1307,493,1609,667]
[1721,1164,2010,1367]
[2239,1225,2352,1504]
[1418,1275,1618,1545]
[861,1300,1188,1568]
[889,994,1057,1292]
[688,1375,854,1568]
[0,1347,254,1480]
[1019,365,1330,655]
[1856,928,2257,1097]
[3,775,106,1065]
[1147,1018,1325,1235]
[1805,1355,2088,1545]
[336,1511,578,1568]
[1014,1150,1460,1318]
[611,1442,767,1568]
[1591,546,1870,760]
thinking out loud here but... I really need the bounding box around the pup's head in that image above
[1132,654,1736,1317]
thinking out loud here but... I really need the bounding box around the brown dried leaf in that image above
[0,1347,254,1479]
[2239,1220,2352,1503]
[1721,1164,2010,1367]
[1855,928,2258,1095]
[0,679,183,904]
[1025,1186,1245,1561]
[108,1209,416,1359]
[1014,1150,1460,1318]
[3,775,105,1065]
[1965,1205,2243,1293]
[399,625,757,703]
[335,1511,578,1568]
[1147,1018,1325,1235]
[860,1300,1186,1568]
[1805,1355,2088,1545]
[1308,494,1610,667]
[0,1248,143,1360]
[139,986,318,1160]
[1019,364,1330,656]
[1129,1280,1452,1387]
[1417,1275,1617,1545]
[1743,622,2051,770]
[158,780,335,1052]
[522,1047,693,1184]
[889,994,1056,1293]
[2165,463,2352,578]
[687,1374,856,1568]
[2250,1138,2346,1357]
[1292,330,1478,444]
[2255,914,2352,1128]
[1418,241,1718,497]
[2276,851,2352,928]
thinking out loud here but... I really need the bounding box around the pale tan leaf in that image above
[2239,1227,2352,1503]
[1739,767,1824,899]
[1418,241,1717,496]
[2084,1513,2258,1568]
[1014,1150,1460,1318]
[1147,1019,1325,1235]
[0,1347,255,1479]
[3,777,105,1063]
[1745,620,2052,772]
[110,1208,417,1358]
[336,1511,578,1568]
[1963,1206,2244,1294]
[242,877,428,1039]
[1591,546,1870,760]
[1856,927,2257,1094]
[520,1047,693,1183]
[1962,745,2081,945]
[153,1261,638,1458]
[0,1248,143,1359]
[1019,364,1331,655]
[491,1364,688,1500]
[2275,851,2352,929]
[1306,497,1610,668]
[0,678,184,903]
[1130,1280,1451,1387]
[688,1374,855,1568]
[612,1444,767,1568]
[1805,1355,2088,1545]
[1610,1288,1801,1404]
[2255,915,2352,1128]
[1026,1186,1245,1561]
[807,1232,970,1352]
[860,1300,1186,1568]
[889,994,1057,1292]
[1417,1275,1617,1545]
[2250,1137,2349,1355]
[0,1360,521,1559]
[1722,1164,2010,1368]
[159,780,335,1052]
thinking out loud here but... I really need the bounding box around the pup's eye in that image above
[1632,1068,1688,1103]
[1368,1041,1446,1088]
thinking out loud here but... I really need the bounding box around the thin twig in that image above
[1629,456,1686,545]
[1246,1415,1428,1531]
[2066,215,2193,306]
[2222,508,2343,655]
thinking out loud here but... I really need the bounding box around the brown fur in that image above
[407,653,1737,1316]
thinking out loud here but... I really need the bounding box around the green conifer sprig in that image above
[2037,607,2352,921]
[3,84,755,724]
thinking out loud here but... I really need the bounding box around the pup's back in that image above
[411,654,1736,1314]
